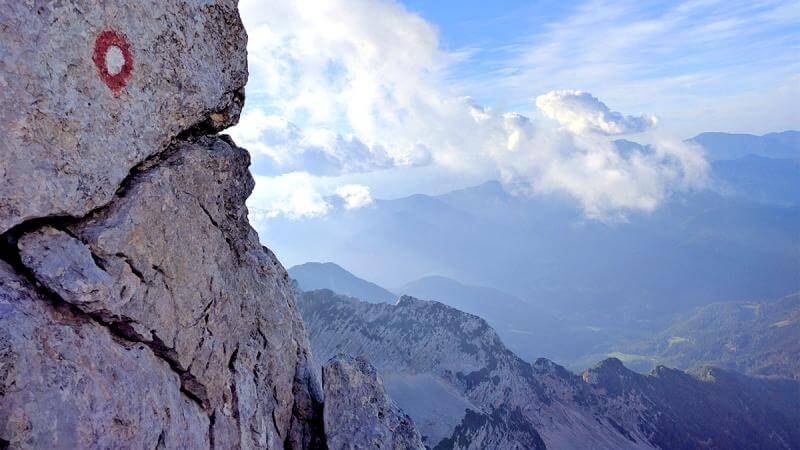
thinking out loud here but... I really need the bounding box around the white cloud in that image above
[238,0,449,160]
[248,172,330,221]
[455,0,800,136]
[236,0,712,221]
[335,184,373,210]
[230,108,404,176]
[484,107,707,219]
[535,90,658,135]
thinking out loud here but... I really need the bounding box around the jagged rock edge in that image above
[0,212,210,412]
[0,104,247,430]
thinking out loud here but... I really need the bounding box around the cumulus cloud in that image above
[335,184,373,210]
[246,174,376,221]
[237,0,448,165]
[248,172,330,221]
[237,0,709,221]
[535,90,658,135]
[474,105,708,219]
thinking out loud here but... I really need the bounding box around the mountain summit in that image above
[290,261,397,303]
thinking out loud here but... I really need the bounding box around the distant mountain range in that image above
[396,275,560,361]
[620,131,800,206]
[265,132,800,326]
[291,263,637,365]
[689,130,799,160]
[709,155,800,206]
[289,261,397,303]
[297,289,800,449]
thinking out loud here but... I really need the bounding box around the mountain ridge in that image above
[689,130,800,160]
[289,261,397,303]
[297,289,800,449]
[622,293,800,379]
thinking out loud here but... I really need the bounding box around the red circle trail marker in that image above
[93,30,133,97]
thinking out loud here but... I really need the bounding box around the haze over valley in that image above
[279,131,800,369]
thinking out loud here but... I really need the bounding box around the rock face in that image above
[6,137,325,449]
[2,136,326,448]
[322,355,425,450]
[298,290,800,449]
[0,0,246,235]
[0,2,325,449]
[0,260,210,449]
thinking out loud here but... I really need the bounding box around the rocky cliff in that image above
[322,354,425,450]
[298,290,800,449]
[0,2,418,449]
[2,136,329,448]
[3,2,796,449]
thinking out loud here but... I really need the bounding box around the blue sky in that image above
[402,0,800,132]
[233,0,798,223]
[400,0,570,50]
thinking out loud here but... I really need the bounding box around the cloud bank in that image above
[249,172,331,221]
[231,109,425,176]
[236,0,710,222]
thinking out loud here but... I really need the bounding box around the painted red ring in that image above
[93,29,134,96]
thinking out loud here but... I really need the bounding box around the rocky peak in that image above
[581,358,641,395]
[299,288,800,449]
[322,354,425,450]
[395,294,420,306]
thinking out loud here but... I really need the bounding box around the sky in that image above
[231,0,799,225]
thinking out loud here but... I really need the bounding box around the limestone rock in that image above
[6,137,325,449]
[0,260,209,449]
[0,0,247,234]
[0,1,329,449]
[441,408,546,450]
[17,226,141,329]
[322,354,425,450]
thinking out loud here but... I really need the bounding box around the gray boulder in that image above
[323,354,424,450]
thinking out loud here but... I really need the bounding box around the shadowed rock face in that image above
[0,0,246,234]
[298,290,800,450]
[322,355,425,450]
[0,2,325,449]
